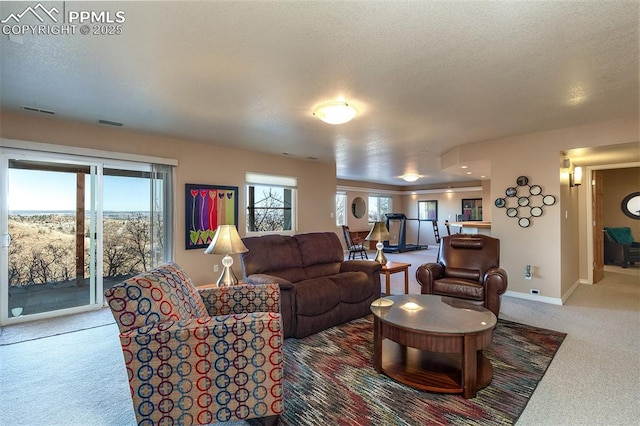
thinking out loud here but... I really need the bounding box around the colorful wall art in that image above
[185,184,239,249]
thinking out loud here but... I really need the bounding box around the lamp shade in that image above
[365,222,391,242]
[313,101,357,125]
[204,225,248,255]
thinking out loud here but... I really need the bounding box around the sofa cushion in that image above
[295,232,343,267]
[294,278,340,316]
[434,278,484,300]
[444,267,480,281]
[242,235,307,282]
[328,272,373,303]
[304,262,342,279]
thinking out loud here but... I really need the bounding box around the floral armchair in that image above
[104,263,284,425]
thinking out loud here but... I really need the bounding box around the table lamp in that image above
[204,225,248,286]
[366,221,392,265]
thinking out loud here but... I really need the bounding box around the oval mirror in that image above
[622,192,640,220]
[351,197,366,219]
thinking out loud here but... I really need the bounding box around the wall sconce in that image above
[570,166,582,187]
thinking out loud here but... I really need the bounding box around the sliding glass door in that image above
[0,149,174,325]
[1,156,100,320]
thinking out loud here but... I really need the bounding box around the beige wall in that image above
[450,118,639,301]
[0,112,337,284]
[2,111,638,301]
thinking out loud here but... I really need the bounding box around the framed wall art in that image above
[185,184,239,249]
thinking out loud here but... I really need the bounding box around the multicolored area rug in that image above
[281,316,566,425]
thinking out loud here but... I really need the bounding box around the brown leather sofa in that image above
[416,234,507,318]
[241,232,382,338]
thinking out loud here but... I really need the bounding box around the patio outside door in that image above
[1,156,100,323]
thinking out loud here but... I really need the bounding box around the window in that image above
[418,200,438,221]
[368,195,391,222]
[336,193,347,226]
[246,173,297,233]
[1,147,174,324]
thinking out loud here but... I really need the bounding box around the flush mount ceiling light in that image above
[402,174,420,182]
[313,101,357,125]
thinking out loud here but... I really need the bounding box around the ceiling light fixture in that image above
[313,101,357,125]
[402,174,420,182]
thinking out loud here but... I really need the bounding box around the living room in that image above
[1,1,639,425]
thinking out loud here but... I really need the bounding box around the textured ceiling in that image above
[1,1,638,186]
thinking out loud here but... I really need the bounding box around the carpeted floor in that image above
[281,315,565,426]
[0,306,115,345]
[0,308,565,426]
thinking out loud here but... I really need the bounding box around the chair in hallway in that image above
[104,262,284,425]
[341,225,368,260]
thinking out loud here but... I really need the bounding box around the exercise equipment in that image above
[383,213,429,253]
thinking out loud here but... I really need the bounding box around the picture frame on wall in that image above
[418,200,438,221]
[185,184,239,250]
[462,198,483,221]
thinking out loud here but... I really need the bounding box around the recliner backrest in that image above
[438,234,500,281]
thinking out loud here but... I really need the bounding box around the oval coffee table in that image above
[371,294,497,399]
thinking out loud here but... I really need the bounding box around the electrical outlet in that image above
[525,264,532,280]
[213,265,219,272]
[530,289,540,295]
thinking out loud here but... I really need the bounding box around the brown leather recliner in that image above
[416,234,507,318]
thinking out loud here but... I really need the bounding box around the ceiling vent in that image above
[23,106,55,114]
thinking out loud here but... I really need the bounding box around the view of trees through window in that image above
[4,157,171,320]
[247,185,294,232]
[335,193,346,226]
[8,212,152,286]
[368,195,391,222]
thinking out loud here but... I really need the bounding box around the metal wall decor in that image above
[495,176,556,228]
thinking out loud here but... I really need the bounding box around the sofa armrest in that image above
[341,260,382,275]
[484,267,508,295]
[199,283,281,316]
[416,263,444,294]
[245,274,294,290]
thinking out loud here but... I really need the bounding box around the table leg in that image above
[385,272,391,295]
[404,268,409,294]
[462,333,478,399]
[373,317,382,373]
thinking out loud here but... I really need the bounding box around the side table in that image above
[380,261,411,295]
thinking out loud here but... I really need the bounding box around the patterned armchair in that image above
[104,262,284,425]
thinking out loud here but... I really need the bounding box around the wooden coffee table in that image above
[380,261,411,295]
[371,294,497,399]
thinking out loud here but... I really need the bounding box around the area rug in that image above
[281,316,566,425]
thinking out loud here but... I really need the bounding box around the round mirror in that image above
[622,191,640,220]
[529,185,542,196]
[351,197,366,219]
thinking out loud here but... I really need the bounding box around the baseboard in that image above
[504,290,563,305]
[561,279,581,304]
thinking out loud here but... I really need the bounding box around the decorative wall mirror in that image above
[622,191,640,219]
[351,197,366,219]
